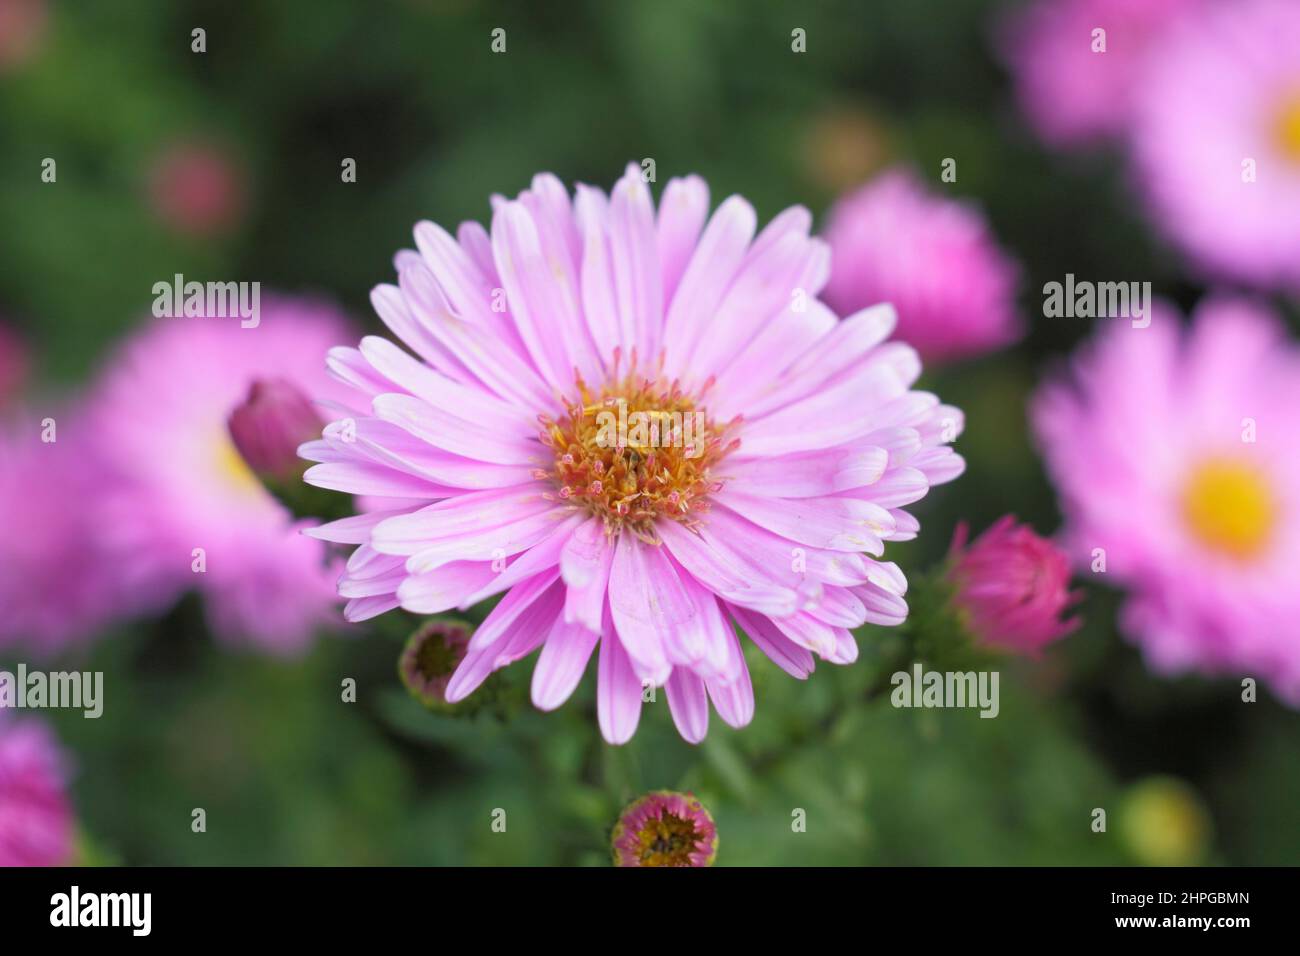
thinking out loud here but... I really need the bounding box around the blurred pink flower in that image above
[948,516,1080,655]
[997,0,1193,148]
[0,324,27,408]
[1131,0,1300,291]
[0,718,74,867]
[822,169,1021,364]
[305,165,965,744]
[148,141,247,238]
[1033,297,1300,702]
[88,296,355,654]
[611,791,717,867]
[0,414,133,653]
[0,0,48,73]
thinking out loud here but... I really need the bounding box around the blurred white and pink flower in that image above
[88,296,354,654]
[822,169,1021,364]
[304,165,965,744]
[1130,0,1300,291]
[0,414,135,653]
[998,0,1194,149]
[1033,297,1300,702]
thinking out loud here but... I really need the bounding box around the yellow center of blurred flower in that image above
[216,437,263,494]
[539,358,738,542]
[1181,458,1274,560]
[633,811,703,867]
[1275,95,1300,163]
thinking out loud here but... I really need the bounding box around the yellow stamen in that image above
[633,812,703,867]
[538,355,738,541]
[216,437,263,494]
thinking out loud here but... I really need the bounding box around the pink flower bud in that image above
[948,516,1081,655]
[226,378,320,483]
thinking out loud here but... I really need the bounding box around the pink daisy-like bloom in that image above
[947,516,1081,656]
[611,790,718,867]
[1033,297,1300,702]
[0,717,75,867]
[997,0,1193,149]
[88,297,354,654]
[1130,0,1300,291]
[304,164,965,744]
[821,169,1021,365]
[0,414,132,653]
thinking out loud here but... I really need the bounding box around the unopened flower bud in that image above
[227,378,320,485]
[399,620,471,709]
[947,515,1081,655]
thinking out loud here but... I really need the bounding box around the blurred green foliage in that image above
[3,0,1297,865]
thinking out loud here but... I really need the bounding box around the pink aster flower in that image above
[305,165,965,744]
[0,413,132,653]
[947,516,1081,655]
[0,718,74,867]
[1033,297,1300,702]
[821,169,1021,365]
[1130,0,1300,291]
[88,296,355,654]
[611,790,718,867]
[997,0,1193,148]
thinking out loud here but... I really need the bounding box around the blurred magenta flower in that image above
[0,718,74,867]
[0,415,134,653]
[997,0,1192,148]
[88,297,355,654]
[0,0,48,73]
[398,619,470,707]
[822,168,1021,364]
[948,516,1080,655]
[1033,297,1300,702]
[1131,0,1300,291]
[0,324,28,408]
[611,791,717,867]
[227,378,321,484]
[304,164,965,744]
[148,140,247,238]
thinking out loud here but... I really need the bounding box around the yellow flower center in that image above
[537,355,738,541]
[216,436,263,494]
[633,811,705,867]
[1275,93,1300,163]
[1181,457,1275,560]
